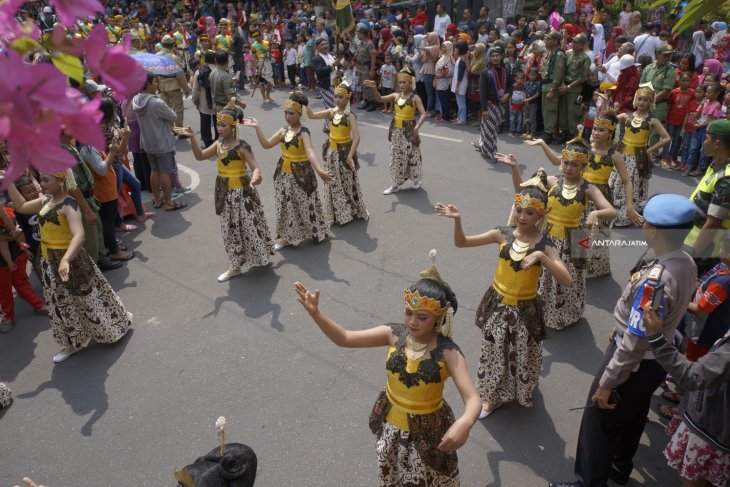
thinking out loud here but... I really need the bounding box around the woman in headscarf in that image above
[406,33,427,104]
[477,46,512,163]
[467,43,486,124]
[699,59,723,85]
[205,16,217,40]
[434,40,455,122]
[605,26,623,59]
[379,27,393,54]
[710,21,728,57]
[716,34,730,68]
[446,23,458,41]
[592,23,606,62]
[613,54,641,113]
[495,18,506,36]
[625,11,642,41]
[418,32,441,117]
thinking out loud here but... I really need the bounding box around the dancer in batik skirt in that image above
[295,250,481,487]
[364,67,427,195]
[608,82,670,227]
[245,92,333,251]
[5,170,131,363]
[436,171,571,418]
[527,112,641,279]
[175,99,275,283]
[306,82,369,226]
[504,134,616,331]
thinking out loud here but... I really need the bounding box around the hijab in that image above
[379,28,392,53]
[436,40,454,72]
[495,18,506,34]
[205,16,217,39]
[424,31,441,62]
[469,42,487,74]
[699,59,723,84]
[592,24,606,59]
[626,11,642,39]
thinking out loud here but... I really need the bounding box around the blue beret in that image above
[643,194,697,226]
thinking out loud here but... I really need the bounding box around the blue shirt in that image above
[525,79,541,98]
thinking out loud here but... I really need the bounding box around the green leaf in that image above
[9,37,42,55]
[672,0,725,35]
[649,0,672,8]
[51,53,84,83]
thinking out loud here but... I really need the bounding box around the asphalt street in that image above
[0,88,696,486]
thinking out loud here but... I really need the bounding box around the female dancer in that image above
[295,251,481,486]
[504,134,616,331]
[175,100,275,282]
[5,170,131,363]
[245,92,333,251]
[527,112,641,277]
[608,82,671,227]
[364,67,427,195]
[436,172,572,417]
[306,83,369,226]
[477,46,512,163]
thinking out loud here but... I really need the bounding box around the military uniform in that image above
[356,37,376,104]
[559,49,590,137]
[639,61,677,150]
[558,194,698,487]
[540,46,566,137]
[157,45,189,127]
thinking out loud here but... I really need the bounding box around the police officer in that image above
[540,30,566,145]
[550,194,698,487]
[639,42,677,159]
[559,33,590,143]
[355,23,377,112]
[685,119,730,275]
[157,35,191,127]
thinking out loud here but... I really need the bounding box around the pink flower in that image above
[59,96,105,151]
[51,25,86,56]
[49,0,104,26]
[86,25,147,100]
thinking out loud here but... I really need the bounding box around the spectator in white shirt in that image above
[432,3,451,40]
[633,27,660,62]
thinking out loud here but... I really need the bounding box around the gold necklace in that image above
[562,182,578,200]
[630,115,645,129]
[284,128,297,143]
[396,96,407,107]
[405,336,429,361]
[509,238,531,262]
[332,112,344,124]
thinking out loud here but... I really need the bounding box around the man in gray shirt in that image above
[209,50,235,112]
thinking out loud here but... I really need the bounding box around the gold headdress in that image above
[396,66,413,83]
[284,98,303,114]
[508,169,549,229]
[334,81,352,97]
[633,81,656,110]
[593,115,615,132]
[403,250,454,336]
[560,126,591,165]
[512,192,548,215]
[216,99,244,138]
[49,169,77,193]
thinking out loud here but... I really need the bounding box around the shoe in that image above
[217,268,242,282]
[53,344,85,363]
[478,401,503,419]
[34,306,50,316]
[548,482,583,487]
[97,258,123,271]
[366,104,376,112]
[127,311,133,323]
[0,319,13,333]
[109,250,134,261]
[173,186,192,194]
[411,180,422,190]
[607,465,631,485]
[383,186,399,195]
[114,224,138,232]
[274,240,291,251]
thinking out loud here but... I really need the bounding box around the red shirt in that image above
[684,99,701,133]
[667,88,693,126]
[272,48,282,63]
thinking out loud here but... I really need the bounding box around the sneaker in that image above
[383,186,399,195]
[173,186,192,195]
[0,320,13,333]
[478,401,503,419]
[411,180,422,190]
[274,240,291,251]
[217,268,242,282]
[53,344,85,363]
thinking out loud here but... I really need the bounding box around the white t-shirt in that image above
[433,13,451,39]
[285,47,297,65]
[634,33,660,61]
[379,63,397,89]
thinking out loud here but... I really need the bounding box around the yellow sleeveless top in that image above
[492,227,547,305]
[328,112,352,148]
[583,151,614,186]
[217,141,250,189]
[279,126,309,173]
[394,95,416,128]
[547,178,589,239]
[38,197,74,259]
[384,325,458,431]
[621,115,651,155]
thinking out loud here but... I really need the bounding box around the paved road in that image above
[0,89,696,486]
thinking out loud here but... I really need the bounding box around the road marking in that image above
[140,163,200,204]
[358,122,464,143]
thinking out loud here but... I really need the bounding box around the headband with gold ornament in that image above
[284,98,303,114]
[561,147,590,164]
[215,98,243,125]
[397,72,413,82]
[513,193,547,215]
[403,250,454,336]
[635,82,655,99]
[593,116,615,132]
[334,81,351,96]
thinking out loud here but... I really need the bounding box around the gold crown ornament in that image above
[334,81,352,96]
[216,98,242,125]
[403,250,454,336]
[284,98,303,114]
[635,82,655,99]
[513,193,547,214]
[561,147,590,164]
[593,116,615,131]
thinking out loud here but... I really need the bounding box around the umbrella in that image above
[130,53,182,76]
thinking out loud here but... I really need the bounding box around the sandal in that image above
[165,202,187,211]
[134,211,156,222]
[661,391,682,404]
[153,201,164,209]
[109,250,134,261]
[658,404,678,420]
[115,224,138,232]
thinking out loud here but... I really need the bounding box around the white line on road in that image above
[358,122,464,143]
[140,163,201,204]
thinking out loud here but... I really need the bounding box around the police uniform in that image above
[157,38,190,127]
[639,43,677,151]
[551,194,698,487]
[559,35,590,138]
[540,32,566,139]
[685,120,730,275]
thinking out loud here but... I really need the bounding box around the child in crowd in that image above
[684,83,724,176]
[679,85,705,174]
[378,53,397,113]
[13,176,41,276]
[284,39,298,87]
[664,72,693,169]
[243,45,257,88]
[0,204,20,271]
[509,71,526,135]
[521,68,541,140]
[296,35,307,87]
[271,40,284,87]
